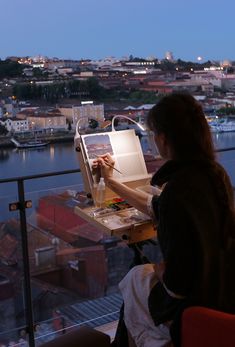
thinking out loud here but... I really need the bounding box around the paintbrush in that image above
[94,154,123,175]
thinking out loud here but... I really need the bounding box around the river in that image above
[0,132,234,199]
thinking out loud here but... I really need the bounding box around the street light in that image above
[111,114,145,132]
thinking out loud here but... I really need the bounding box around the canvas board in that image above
[80,129,150,189]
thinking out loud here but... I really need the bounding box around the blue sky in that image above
[1,0,235,62]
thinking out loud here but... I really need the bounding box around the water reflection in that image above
[22,150,26,162]
[50,145,55,160]
[213,132,235,149]
[0,149,10,162]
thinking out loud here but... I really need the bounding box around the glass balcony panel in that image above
[24,183,146,345]
[0,151,233,346]
[213,133,235,187]
[0,189,28,346]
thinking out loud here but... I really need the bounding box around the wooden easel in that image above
[74,129,156,243]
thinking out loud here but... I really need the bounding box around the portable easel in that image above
[74,129,156,243]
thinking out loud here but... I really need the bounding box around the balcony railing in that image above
[0,147,234,347]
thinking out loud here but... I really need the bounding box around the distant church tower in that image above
[165,51,174,61]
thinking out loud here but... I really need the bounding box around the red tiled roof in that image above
[0,233,18,260]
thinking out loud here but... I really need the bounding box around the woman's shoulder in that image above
[152,159,233,200]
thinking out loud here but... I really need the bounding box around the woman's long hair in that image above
[148,93,235,310]
[147,92,234,212]
[147,93,215,161]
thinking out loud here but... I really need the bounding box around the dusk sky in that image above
[1,0,235,62]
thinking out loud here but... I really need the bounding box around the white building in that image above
[165,51,174,61]
[91,56,121,69]
[0,118,29,132]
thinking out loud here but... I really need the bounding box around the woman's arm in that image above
[106,176,151,215]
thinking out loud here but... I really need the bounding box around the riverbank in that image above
[0,133,75,148]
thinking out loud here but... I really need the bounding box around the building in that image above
[221,76,235,91]
[0,117,29,132]
[138,80,173,94]
[59,103,104,129]
[164,51,174,61]
[28,112,67,131]
[168,79,214,95]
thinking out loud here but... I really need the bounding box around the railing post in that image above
[17,179,35,347]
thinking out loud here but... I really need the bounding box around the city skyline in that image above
[1,0,235,62]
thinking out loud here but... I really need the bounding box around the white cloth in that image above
[119,264,172,347]
[146,194,154,217]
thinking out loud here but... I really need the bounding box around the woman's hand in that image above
[92,153,115,182]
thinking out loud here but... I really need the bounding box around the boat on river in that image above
[10,137,49,149]
[217,121,235,132]
[208,118,235,133]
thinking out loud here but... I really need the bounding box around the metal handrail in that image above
[0,168,81,184]
[216,146,235,152]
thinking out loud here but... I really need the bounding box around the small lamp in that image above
[74,118,88,151]
[111,115,145,132]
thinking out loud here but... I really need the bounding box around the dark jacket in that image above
[148,160,235,345]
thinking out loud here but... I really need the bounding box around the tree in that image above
[32,67,43,77]
[0,59,25,78]
[86,77,104,98]
[0,123,8,135]
[67,121,72,131]
[88,118,99,129]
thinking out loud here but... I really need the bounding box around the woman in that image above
[93,93,235,347]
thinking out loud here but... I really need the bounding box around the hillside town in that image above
[1,54,235,146]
